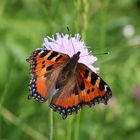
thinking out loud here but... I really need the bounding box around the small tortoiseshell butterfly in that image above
[26,47,112,119]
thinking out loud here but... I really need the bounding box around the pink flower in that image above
[133,86,140,101]
[43,33,99,73]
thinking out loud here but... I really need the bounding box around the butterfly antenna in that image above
[67,26,76,53]
[93,52,109,55]
[80,52,109,57]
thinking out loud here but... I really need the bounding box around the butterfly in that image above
[26,48,112,119]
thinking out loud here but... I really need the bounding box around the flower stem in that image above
[49,108,53,140]
[66,117,73,140]
[74,113,80,140]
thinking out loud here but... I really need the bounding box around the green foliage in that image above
[0,0,140,140]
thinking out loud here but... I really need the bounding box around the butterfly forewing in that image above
[78,63,112,105]
[27,48,70,102]
[27,48,70,77]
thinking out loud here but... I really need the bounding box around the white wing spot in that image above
[104,85,108,91]
[39,50,44,55]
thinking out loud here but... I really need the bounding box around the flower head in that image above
[43,33,99,73]
[133,86,140,101]
[122,24,135,37]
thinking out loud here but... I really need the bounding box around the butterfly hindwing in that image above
[50,63,112,119]
[50,74,81,119]
[78,63,112,105]
[27,48,70,102]
[28,76,48,102]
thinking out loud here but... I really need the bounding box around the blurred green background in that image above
[0,0,140,140]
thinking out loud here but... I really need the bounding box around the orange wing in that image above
[50,63,112,119]
[50,74,81,119]
[77,63,112,106]
[27,48,70,102]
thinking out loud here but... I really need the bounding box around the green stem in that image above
[66,117,73,140]
[0,59,16,136]
[49,108,53,140]
[74,113,80,140]
[99,0,109,52]
[82,0,89,40]
[74,0,81,33]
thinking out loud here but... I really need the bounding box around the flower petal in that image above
[43,33,99,73]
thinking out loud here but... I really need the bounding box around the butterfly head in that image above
[72,51,81,62]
